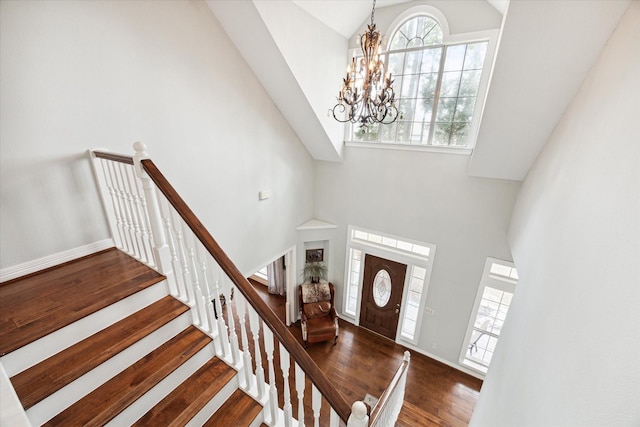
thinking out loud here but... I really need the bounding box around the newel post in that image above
[347,401,369,427]
[132,142,174,283]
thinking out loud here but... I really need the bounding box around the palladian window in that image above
[351,15,489,149]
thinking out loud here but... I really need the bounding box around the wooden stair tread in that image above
[203,389,262,427]
[11,295,189,410]
[42,325,211,426]
[132,357,236,426]
[0,248,165,355]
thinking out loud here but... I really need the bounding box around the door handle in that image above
[395,303,400,314]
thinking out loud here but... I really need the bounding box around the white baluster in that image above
[295,362,305,427]
[312,384,321,427]
[108,160,133,253]
[127,165,153,265]
[213,278,230,359]
[174,223,193,305]
[115,162,139,256]
[329,408,340,427]
[279,343,293,427]
[161,210,180,297]
[248,306,266,400]
[180,223,198,319]
[235,293,254,391]
[264,327,278,425]
[225,281,240,366]
[122,163,145,262]
[167,208,187,300]
[187,244,203,328]
[197,245,216,334]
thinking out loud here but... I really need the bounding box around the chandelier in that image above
[332,0,398,127]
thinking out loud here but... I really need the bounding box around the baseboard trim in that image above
[0,239,115,283]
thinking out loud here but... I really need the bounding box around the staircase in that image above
[0,143,411,427]
[0,248,264,426]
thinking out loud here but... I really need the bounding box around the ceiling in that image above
[208,0,630,181]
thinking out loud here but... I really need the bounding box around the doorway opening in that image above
[249,247,296,325]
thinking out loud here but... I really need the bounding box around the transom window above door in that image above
[348,13,493,151]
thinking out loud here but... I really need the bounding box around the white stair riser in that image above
[185,374,241,427]
[106,343,219,426]
[25,310,192,426]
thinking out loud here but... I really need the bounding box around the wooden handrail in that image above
[140,159,352,422]
[368,351,410,426]
[93,151,134,165]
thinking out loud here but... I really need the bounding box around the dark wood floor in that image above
[249,279,482,427]
[0,250,480,426]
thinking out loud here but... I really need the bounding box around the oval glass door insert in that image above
[373,269,392,307]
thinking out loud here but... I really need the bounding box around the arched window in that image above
[353,15,489,149]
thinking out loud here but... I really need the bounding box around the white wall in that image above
[314,147,520,366]
[0,0,314,274]
[471,3,640,425]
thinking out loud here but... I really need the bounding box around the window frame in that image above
[459,257,518,375]
[344,6,499,154]
[342,225,436,346]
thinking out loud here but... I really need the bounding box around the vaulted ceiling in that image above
[207,0,630,181]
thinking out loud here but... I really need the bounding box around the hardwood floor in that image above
[0,250,480,426]
[248,279,482,426]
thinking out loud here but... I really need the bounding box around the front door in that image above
[359,254,407,340]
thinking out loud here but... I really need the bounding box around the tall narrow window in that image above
[460,258,517,374]
[400,265,426,340]
[345,248,362,317]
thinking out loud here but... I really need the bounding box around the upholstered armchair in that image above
[298,281,339,347]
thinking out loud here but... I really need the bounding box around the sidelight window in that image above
[460,258,518,374]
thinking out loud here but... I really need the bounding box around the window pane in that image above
[380,121,398,141]
[420,48,442,73]
[490,263,511,277]
[464,42,488,70]
[449,123,470,146]
[414,99,433,124]
[459,70,482,96]
[444,45,466,71]
[432,123,451,145]
[388,52,405,76]
[400,74,419,98]
[395,121,413,143]
[454,96,475,122]
[354,231,368,241]
[413,266,426,279]
[412,244,429,256]
[404,50,423,75]
[440,71,462,97]
[418,73,438,99]
[436,97,456,122]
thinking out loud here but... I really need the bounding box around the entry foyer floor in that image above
[249,280,483,427]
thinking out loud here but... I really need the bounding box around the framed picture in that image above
[306,249,324,263]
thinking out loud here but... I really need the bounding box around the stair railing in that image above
[89,142,409,426]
